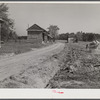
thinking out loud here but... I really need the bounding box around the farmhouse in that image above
[27,24,52,44]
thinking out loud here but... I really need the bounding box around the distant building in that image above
[68,33,75,43]
[27,24,52,44]
[68,37,74,43]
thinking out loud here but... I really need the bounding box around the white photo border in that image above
[0,1,100,99]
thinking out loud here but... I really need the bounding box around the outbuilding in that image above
[27,24,52,44]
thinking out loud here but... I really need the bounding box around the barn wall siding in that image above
[27,31,43,43]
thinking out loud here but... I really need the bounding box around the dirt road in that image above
[0,42,64,85]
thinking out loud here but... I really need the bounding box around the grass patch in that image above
[0,40,47,55]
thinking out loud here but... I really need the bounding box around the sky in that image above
[6,3,100,36]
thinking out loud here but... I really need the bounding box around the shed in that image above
[27,24,52,44]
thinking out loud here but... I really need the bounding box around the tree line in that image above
[58,31,100,42]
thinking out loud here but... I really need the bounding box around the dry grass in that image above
[0,40,51,55]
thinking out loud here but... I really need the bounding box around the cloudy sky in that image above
[7,3,100,36]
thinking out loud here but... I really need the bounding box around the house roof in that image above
[27,24,45,31]
[48,34,53,38]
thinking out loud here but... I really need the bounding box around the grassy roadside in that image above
[46,42,100,88]
[0,41,53,55]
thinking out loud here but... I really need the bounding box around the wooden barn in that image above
[27,24,52,44]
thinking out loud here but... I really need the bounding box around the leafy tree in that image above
[66,33,69,42]
[0,3,16,42]
[48,25,59,42]
[88,33,95,41]
[76,31,83,41]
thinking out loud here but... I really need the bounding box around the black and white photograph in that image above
[0,2,100,90]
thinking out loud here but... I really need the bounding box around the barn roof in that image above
[27,24,45,31]
[27,24,53,38]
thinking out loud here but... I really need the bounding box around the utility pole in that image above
[0,18,4,48]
